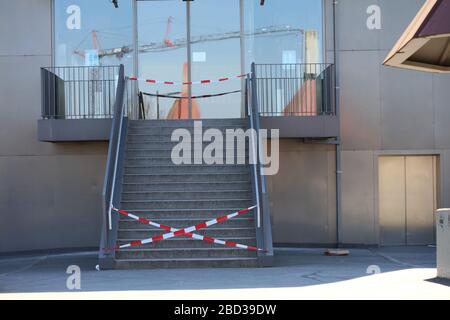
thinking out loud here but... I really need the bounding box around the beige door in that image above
[379,156,437,246]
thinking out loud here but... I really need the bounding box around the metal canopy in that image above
[383,0,450,73]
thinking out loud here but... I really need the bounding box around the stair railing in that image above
[99,64,129,269]
[246,63,274,266]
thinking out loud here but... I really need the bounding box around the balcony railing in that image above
[41,66,137,120]
[254,63,335,117]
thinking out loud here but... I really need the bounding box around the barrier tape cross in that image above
[128,74,247,85]
[111,206,264,252]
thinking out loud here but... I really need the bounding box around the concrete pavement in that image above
[0,247,449,300]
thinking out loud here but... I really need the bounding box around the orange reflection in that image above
[166,63,201,119]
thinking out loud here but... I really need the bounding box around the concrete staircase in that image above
[114,119,259,269]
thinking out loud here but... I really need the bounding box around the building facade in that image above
[1,0,449,254]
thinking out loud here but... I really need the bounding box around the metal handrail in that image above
[108,95,125,230]
[100,64,126,261]
[247,79,261,228]
[247,63,274,263]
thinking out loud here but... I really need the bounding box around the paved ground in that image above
[0,247,449,300]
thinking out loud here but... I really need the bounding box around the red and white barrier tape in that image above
[128,74,247,85]
[112,207,261,252]
[113,206,263,251]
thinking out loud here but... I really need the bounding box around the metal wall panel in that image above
[441,150,450,208]
[341,151,378,244]
[433,74,450,149]
[0,0,52,56]
[378,0,425,51]
[379,156,407,246]
[0,0,108,253]
[335,0,380,51]
[405,156,436,245]
[0,154,106,252]
[379,62,435,150]
[378,156,437,246]
[324,0,336,58]
[340,51,381,151]
[266,141,336,245]
[336,0,448,245]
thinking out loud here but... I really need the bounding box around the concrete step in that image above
[120,199,253,210]
[122,181,251,192]
[125,149,251,158]
[127,134,205,143]
[125,157,250,166]
[112,208,252,219]
[115,257,258,269]
[127,126,249,135]
[118,227,256,239]
[126,149,174,158]
[123,173,250,183]
[129,119,247,127]
[124,165,249,175]
[116,237,257,249]
[121,190,252,201]
[119,217,254,229]
[115,247,256,260]
[126,142,250,150]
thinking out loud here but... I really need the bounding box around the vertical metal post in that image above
[240,0,246,118]
[132,0,139,78]
[186,0,193,119]
[157,90,160,120]
[333,0,342,248]
[132,0,139,118]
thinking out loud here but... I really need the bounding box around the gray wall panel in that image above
[341,151,378,245]
[340,51,381,151]
[0,55,52,156]
[0,0,108,253]
[267,141,336,245]
[380,56,435,150]
[378,0,425,51]
[440,150,450,208]
[433,74,450,150]
[0,0,52,56]
[336,0,449,246]
[324,0,335,60]
[0,155,105,253]
[335,0,380,51]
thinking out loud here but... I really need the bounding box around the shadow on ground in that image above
[0,247,438,293]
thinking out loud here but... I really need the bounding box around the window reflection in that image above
[54,0,133,73]
[190,0,242,119]
[137,1,188,120]
[247,0,324,64]
[53,0,325,119]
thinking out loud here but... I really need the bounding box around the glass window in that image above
[137,0,188,120]
[190,0,242,119]
[246,0,324,64]
[137,0,242,120]
[54,0,133,73]
[52,0,325,120]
